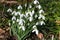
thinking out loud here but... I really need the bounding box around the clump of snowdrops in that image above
[7,0,45,40]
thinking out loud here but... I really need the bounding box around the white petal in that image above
[16,19,20,22]
[35,15,38,18]
[9,23,11,26]
[32,29,39,35]
[38,14,43,19]
[29,5,32,8]
[38,16,41,19]
[18,5,22,9]
[29,17,33,22]
[12,16,16,20]
[25,11,29,18]
[32,30,35,32]
[39,10,44,14]
[19,19,23,25]
[33,25,36,28]
[36,5,41,9]
[34,0,39,4]
[12,21,15,24]
[12,11,16,15]
[32,10,35,14]
[35,29,39,35]
[40,21,45,25]
[36,22,39,25]
[7,8,12,12]
[25,3,27,7]
[21,26,25,31]
[15,12,20,16]
[42,16,45,20]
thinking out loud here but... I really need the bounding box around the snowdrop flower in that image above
[28,10,34,17]
[38,14,45,20]
[40,21,45,25]
[12,16,16,20]
[29,5,32,8]
[7,8,12,12]
[25,3,27,7]
[36,22,39,25]
[32,10,35,14]
[36,5,41,9]
[12,21,15,24]
[15,12,20,16]
[28,11,33,17]
[21,25,25,31]
[39,10,44,14]
[20,14,24,18]
[42,16,45,20]
[14,12,18,16]
[19,19,25,25]
[9,23,11,26]
[18,5,22,9]
[30,13,33,17]
[16,19,20,22]
[38,14,42,19]
[35,15,38,18]
[19,26,25,31]
[12,11,16,15]
[33,25,36,28]
[34,0,39,4]
[29,17,33,22]
[32,29,39,35]
[19,19,23,25]
[25,12,29,17]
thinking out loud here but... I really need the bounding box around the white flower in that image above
[42,16,45,20]
[18,5,22,9]
[40,21,45,25]
[12,21,15,24]
[25,11,30,18]
[38,14,42,19]
[36,22,39,25]
[9,23,11,26]
[15,12,20,16]
[32,29,39,35]
[33,25,36,28]
[39,10,44,14]
[28,11,33,17]
[25,3,27,7]
[20,14,24,18]
[18,19,25,25]
[14,12,18,16]
[36,5,41,9]
[32,10,35,14]
[25,12,29,17]
[35,15,38,18]
[29,17,33,22]
[12,16,16,20]
[19,19,23,25]
[21,26,25,31]
[12,11,16,15]
[34,0,39,4]
[7,8,12,12]
[29,5,32,8]
[29,11,34,17]
[38,14,45,20]
[16,19,20,22]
